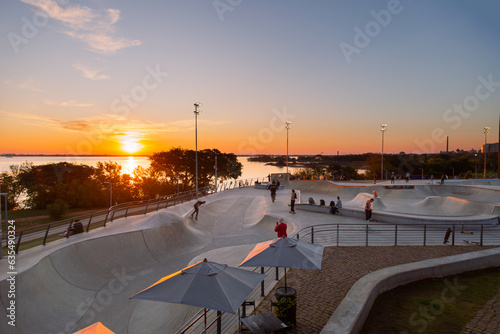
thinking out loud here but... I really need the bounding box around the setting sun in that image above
[121,139,143,154]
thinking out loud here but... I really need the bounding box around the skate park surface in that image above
[1,179,500,334]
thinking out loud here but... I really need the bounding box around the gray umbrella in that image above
[130,258,266,330]
[239,237,324,289]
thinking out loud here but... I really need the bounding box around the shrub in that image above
[47,199,69,220]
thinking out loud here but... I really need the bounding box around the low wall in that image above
[320,247,500,334]
[295,204,499,227]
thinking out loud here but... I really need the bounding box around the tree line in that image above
[264,152,497,181]
[0,148,242,214]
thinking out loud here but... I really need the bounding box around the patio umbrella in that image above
[130,258,266,331]
[239,237,324,290]
[72,322,115,334]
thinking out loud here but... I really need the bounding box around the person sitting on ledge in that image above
[329,201,337,214]
[60,219,84,237]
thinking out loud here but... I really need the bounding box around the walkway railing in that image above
[295,223,500,246]
[2,177,267,256]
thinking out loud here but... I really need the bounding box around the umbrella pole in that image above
[204,308,207,333]
[285,269,287,292]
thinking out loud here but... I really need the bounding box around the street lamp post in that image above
[285,121,291,174]
[214,155,218,193]
[475,154,478,179]
[484,126,490,179]
[104,182,112,208]
[380,124,387,181]
[194,103,201,200]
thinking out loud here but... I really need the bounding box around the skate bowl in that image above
[2,182,500,333]
[0,192,290,334]
[294,182,500,227]
[0,207,215,334]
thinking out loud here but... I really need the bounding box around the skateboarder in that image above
[365,198,374,221]
[289,189,297,213]
[191,200,206,220]
[269,181,277,203]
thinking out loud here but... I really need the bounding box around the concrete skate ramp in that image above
[244,214,297,238]
[134,211,211,262]
[346,193,388,211]
[413,196,496,216]
[0,193,280,334]
[0,210,213,334]
[289,180,363,196]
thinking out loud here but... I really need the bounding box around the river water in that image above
[0,156,294,180]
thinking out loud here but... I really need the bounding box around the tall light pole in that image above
[285,121,291,174]
[104,182,112,207]
[475,153,478,179]
[380,124,387,181]
[484,126,490,179]
[194,103,201,200]
[214,155,218,193]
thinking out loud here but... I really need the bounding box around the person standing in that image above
[289,189,297,213]
[365,198,374,221]
[336,196,342,209]
[275,218,287,238]
[390,172,395,184]
[336,196,342,215]
[270,181,277,202]
[191,200,206,220]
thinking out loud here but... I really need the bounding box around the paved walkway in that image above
[254,245,496,334]
[461,288,500,334]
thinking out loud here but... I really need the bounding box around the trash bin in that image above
[273,287,297,327]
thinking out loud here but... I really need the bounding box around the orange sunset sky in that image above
[1,1,499,156]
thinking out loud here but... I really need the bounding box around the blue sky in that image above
[0,0,499,155]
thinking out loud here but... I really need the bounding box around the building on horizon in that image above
[482,143,499,154]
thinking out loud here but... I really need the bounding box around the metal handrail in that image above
[2,177,267,255]
[295,223,500,247]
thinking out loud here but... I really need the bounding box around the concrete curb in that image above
[295,203,499,226]
[320,247,500,334]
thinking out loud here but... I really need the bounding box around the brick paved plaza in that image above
[255,246,496,334]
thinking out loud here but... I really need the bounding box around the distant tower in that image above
[446,136,449,153]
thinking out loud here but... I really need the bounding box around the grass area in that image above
[5,207,108,230]
[360,267,500,334]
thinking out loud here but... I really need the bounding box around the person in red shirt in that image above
[274,218,287,238]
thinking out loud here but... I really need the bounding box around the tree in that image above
[149,148,242,190]
[15,162,97,209]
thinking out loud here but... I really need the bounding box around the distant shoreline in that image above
[0,154,150,157]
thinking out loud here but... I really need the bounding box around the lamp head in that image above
[194,102,201,114]
[380,124,387,131]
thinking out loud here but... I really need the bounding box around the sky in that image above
[0,0,499,156]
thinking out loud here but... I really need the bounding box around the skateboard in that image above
[461,230,474,234]
[463,239,480,245]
